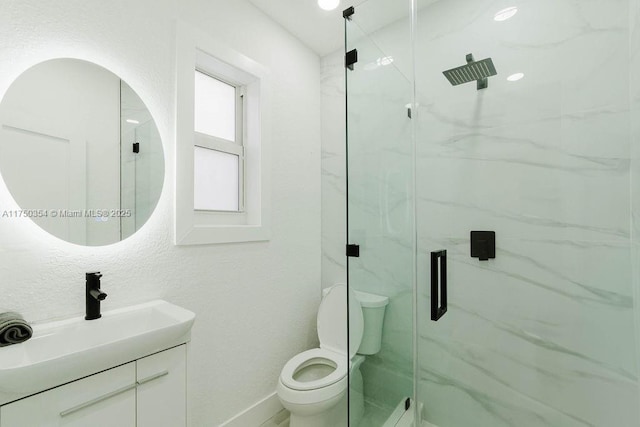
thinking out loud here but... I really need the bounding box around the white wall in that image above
[0,1,321,425]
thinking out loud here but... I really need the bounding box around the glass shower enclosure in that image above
[345,0,640,426]
[345,1,416,425]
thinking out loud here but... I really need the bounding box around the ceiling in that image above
[247,0,411,57]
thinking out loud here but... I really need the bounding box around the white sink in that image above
[0,300,195,405]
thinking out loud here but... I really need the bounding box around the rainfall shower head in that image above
[443,53,497,90]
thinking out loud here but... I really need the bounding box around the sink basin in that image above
[0,300,195,405]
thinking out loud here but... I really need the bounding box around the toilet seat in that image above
[280,348,347,391]
[277,283,365,415]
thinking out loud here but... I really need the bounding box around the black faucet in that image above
[85,272,107,320]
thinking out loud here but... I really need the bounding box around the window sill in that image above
[175,224,270,245]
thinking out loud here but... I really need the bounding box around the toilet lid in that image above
[317,284,364,358]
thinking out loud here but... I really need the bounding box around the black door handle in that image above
[431,250,447,321]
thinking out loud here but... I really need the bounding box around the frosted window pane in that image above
[194,146,239,211]
[194,71,235,142]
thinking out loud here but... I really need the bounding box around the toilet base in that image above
[289,392,347,427]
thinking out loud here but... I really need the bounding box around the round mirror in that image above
[0,59,164,246]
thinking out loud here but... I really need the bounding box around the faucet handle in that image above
[89,288,108,300]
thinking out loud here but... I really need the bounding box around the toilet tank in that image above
[321,286,390,355]
[353,290,389,355]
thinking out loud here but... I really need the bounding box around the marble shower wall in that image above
[414,0,639,426]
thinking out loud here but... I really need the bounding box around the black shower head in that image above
[443,54,497,90]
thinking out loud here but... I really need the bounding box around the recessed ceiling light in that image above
[318,0,340,11]
[494,6,518,21]
[126,119,140,124]
[507,72,524,81]
[378,56,394,66]
[364,56,394,70]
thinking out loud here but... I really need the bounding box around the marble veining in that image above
[417,196,629,239]
[419,367,595,427]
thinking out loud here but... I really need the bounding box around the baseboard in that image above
[219,392,283,427]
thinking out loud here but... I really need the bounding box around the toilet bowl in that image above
[277,284,388,427]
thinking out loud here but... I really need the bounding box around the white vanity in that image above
[0,300,195,427]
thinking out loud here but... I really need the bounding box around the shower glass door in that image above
[346,0,640,426]
[345,1,416,425]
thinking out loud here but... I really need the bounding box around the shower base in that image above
[382,399,438,427]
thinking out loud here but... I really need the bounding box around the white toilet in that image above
[277,284,389,427]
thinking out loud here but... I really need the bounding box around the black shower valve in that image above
[470,231,495,261]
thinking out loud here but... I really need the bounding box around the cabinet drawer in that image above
[1,362,136,427]
[137,345,187,427]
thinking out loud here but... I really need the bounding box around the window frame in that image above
[175,22,271,245]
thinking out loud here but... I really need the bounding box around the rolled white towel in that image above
[0,312,33,347]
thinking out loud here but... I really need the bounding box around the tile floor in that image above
[260,408,290,427]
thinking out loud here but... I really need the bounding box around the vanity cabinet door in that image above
[1,362,136,427]
[136,345,187,427]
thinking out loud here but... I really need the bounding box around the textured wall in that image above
[0,1,321,425]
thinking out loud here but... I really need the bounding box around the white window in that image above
[175,23,271,245]
[194,71,237,142]
[193,71,244,212]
